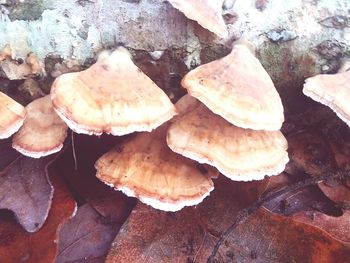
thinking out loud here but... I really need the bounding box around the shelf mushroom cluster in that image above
[166,43,289,181]
[0,43,289,211]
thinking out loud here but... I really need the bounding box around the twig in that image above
[71,131,78,170]
[207,172,335,262]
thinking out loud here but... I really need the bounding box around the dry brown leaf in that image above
[0,155,55,232]
[217,208,350,263]
[105,176,269,262]
[0,168,76,263]
[0,138,19,170]
[317,141,350,205]
[262,172,342,217]
[55,133,135,223]
[57,203,121,263]
[292,210,350,244]
[286,131,336,177]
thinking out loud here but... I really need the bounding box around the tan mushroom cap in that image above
[168,0,228,38]
[95,124,215,212]
[182,44,284,131]
[167,95,289,181]
[51,47,176,136]
[303,70,350,126]
[12,95,68,158]
[0,92,25,139]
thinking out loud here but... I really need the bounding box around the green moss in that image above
[8,0,51,21]
[257,41,321,113]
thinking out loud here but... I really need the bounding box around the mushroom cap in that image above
[181,44,284,131]
[12,95,68,158]
[168,0,228,38]
[95,124,215,212]
[167,95,289,181]
[51,47,176,136]
[303,70,350,127]
[0,92,25,139]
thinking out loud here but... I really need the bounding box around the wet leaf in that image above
[0,155,55,232]
[0,168,76,263]
[57,203,122,263]
[292,210,350,244]
[105,176,269,263]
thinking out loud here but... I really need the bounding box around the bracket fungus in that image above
[167,95,289,181]
[181,43,284,131]
[0,92,25,139]
[95,124,215,212]
[51,47,176,136]
[168,0,228,38]
[303,63,350,127]
[12,95,68,158]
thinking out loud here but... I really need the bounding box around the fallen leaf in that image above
[57,203,122,263]
[278,130,346,215]
[283,106,350,205]
[105,176,269,263]
[217,208,350,263]
[0,138,19,171]
[287,131,336,177]
[0,168,76,263]
[317,142,350,205]
[106,174,350,263]
[292,210,350,244]
[263,172,342,216]
[55,133,135,223]
[0,155,54,232]
[318,183,350,205]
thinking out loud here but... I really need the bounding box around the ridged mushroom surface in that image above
[0,92,25,139]
[12,95,68,158]
[95,124,215,212]
[182,44,284,131]
[167,97,289,181]
[168,0,228,38]
[51,47,176,136]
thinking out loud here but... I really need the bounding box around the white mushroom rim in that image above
[0,118,24,139]
[12,143,64,159]
[100,180,214,212]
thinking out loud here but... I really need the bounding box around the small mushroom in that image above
[12,95,68,158]
[181,42,284,131]
[0,91,26,139]
[51,47,176,136]
[0,44,12,61]
[95,124,215,212]
[303,64,350,127]
[0,51,44,80]
[168,0,228,38]
[167,95,289,181]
